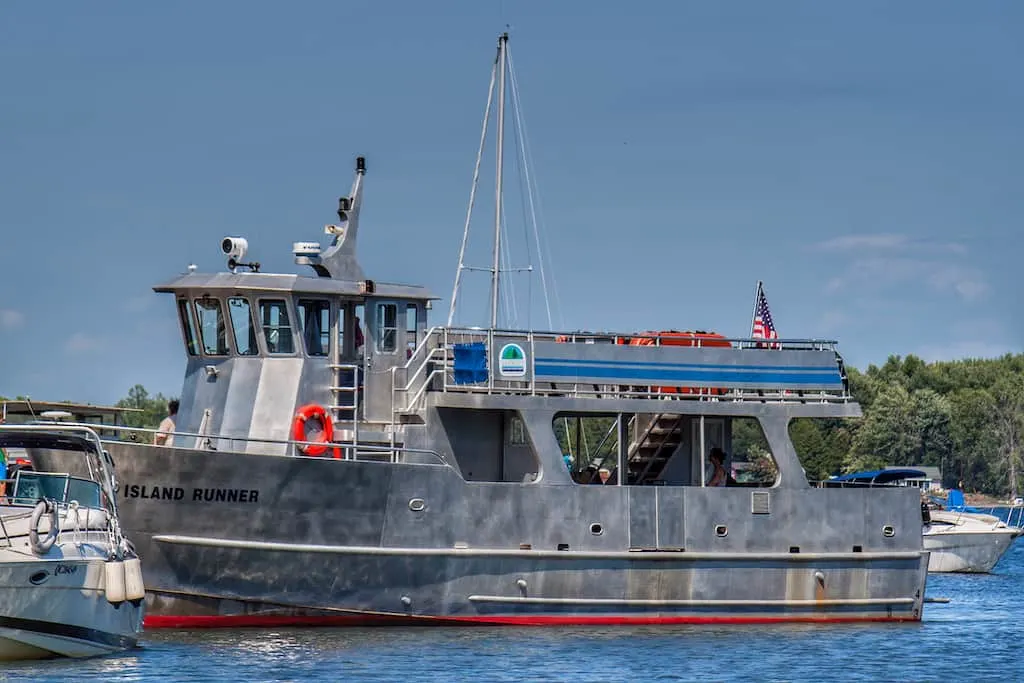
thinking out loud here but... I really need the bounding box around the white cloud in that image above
[812,233,967,255]
[814,234,910,251]
[816,234,986,303]
[926,266,988,301]
[0,309,25,330]
[65,332,102,354]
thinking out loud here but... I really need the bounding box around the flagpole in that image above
[749,280,762,338]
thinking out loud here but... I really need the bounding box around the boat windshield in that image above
[9,471,103,508]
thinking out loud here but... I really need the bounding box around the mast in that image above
[489,32,509,329]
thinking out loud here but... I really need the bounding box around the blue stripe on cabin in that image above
[533,362,842,386]
[535,357,834,373]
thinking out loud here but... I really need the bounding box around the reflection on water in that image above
[4,540,1023,682]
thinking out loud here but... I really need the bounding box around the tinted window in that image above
[259,300,295,354]
[298,300,331,357]
[228,297,259,356]
[195,298,229,355]
[376,303,398,353]
[178,299,198,356]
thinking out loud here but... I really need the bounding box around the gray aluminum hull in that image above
[34,442,929,626]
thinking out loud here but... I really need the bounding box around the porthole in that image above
[409,498,426,512]
[590,523,603,536]
[715,525,728,538]
[882,525,895,538]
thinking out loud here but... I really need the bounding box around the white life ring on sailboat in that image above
[29,499,59,555]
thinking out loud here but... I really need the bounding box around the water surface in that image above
[6,541,1023,682]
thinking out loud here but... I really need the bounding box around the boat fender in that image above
[124,557,146,602]
[28,499,59,555]
[291,404,339,458]
[105,560,126,604]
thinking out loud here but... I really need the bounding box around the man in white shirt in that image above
[154,399,179,447]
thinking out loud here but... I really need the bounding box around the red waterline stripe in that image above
[144,613,916,629]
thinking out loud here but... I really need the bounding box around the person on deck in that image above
[154,399,179,447]
[707,447,729,487]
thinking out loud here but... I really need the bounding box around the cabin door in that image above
[363,300,405,421]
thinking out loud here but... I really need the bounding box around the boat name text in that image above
[123,485,260,504]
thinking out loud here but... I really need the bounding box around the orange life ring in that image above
[292,404,339,458]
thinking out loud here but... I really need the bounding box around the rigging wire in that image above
[448,59,498,326]
[507,44,561,330]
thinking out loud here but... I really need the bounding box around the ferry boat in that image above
[30,34,929,627]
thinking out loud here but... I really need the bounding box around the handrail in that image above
[431,325,840,350]
[391,326,853,407]
[39,421,449,466]
[0,423,128,553]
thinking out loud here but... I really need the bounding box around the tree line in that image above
[796,353,1024,498]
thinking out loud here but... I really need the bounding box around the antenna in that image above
[490,32,508,329]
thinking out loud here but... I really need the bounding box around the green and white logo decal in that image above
[498,343,527,377]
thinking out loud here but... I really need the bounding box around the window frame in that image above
[177,298,199,357]
[193,297,230,357]
[258,298,297,356]
[297,298,332,358]
[375,302,399,354]
[227,296,260,357]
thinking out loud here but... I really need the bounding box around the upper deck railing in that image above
[391,326,853,413]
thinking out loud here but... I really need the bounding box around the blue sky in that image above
[1,1,1021,404]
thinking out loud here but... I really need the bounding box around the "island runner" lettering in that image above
[123,485,259,504]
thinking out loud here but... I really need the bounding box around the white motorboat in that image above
[827,469,1022,573]
[0,425,144,660]
[923,490,1023,573]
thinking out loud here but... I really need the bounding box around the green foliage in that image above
[116,384,175,430]
[788,353,1024,496]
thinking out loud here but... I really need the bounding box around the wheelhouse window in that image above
[259,300,295,355]
[177,299,198,356]
[406,303,418,358]
[297,299,330,357]
[376,303,398,353]
[227,297,258,356]
[195,298,229,356]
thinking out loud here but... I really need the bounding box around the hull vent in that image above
[751,491,771,515]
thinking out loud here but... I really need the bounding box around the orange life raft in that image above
[626,330,732,395]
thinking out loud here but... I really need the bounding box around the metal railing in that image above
[0,423,129,550]
[41,421,449,466]
[389,326,852,413]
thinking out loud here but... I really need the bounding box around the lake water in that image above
[6,534,1024,682]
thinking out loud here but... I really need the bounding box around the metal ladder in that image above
[628,413,686,484]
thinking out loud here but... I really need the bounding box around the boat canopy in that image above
[829,468,927,485]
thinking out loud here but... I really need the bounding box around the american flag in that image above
[752,283,780,349]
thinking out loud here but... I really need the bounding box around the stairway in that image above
[627,414,685,484]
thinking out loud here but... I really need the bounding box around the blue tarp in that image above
[830,468,927,485]
[946,488,981,513]
[453,342,488,385]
